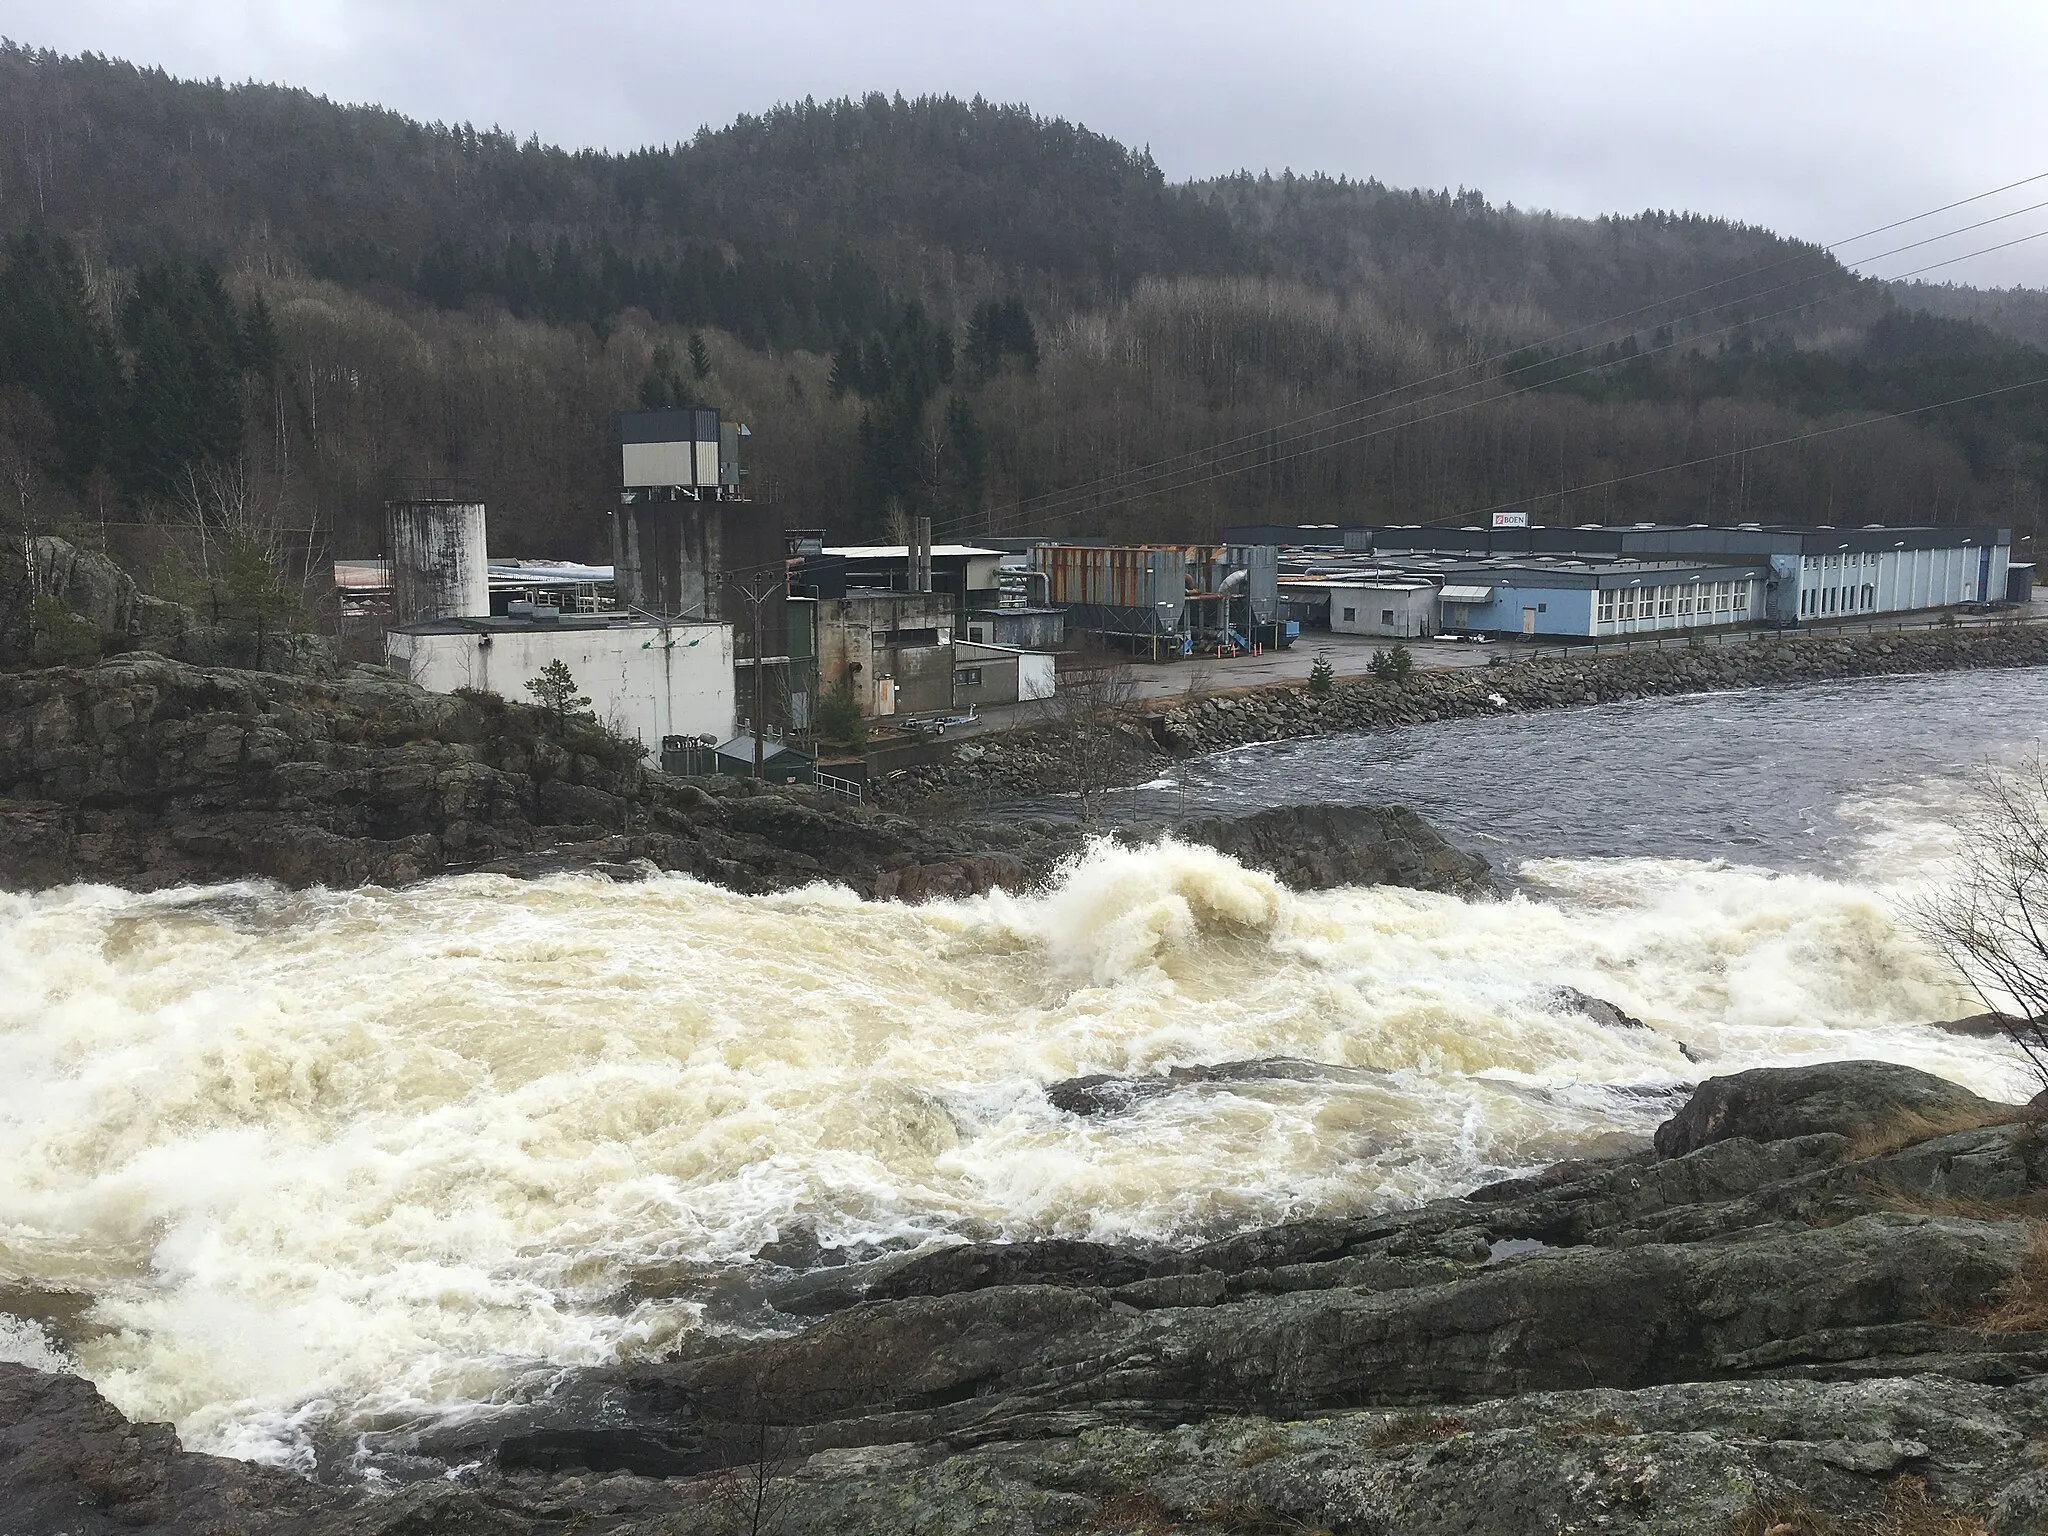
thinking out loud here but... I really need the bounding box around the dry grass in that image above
[1364,1411,1468,1449]
[1727,1476,1991,1536]
[1844,1103,2029,1161]
[1860,1177,2048,1224]
[1192,1495,1328,1536]
[1980,1223,2048,1332]
[1094,1493,1177,1535]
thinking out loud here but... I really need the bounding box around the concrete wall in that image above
[815,591,956,717]
[388,621,735,755]
[1443,585,1598,637]
[1793,543,2010,620]
[1328,585,1437,638]
[387,501,488,624]
[951,641,1057,706]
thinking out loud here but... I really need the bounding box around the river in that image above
[0,666,2042,1468]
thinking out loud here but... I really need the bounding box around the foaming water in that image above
[0,830,2025,1464]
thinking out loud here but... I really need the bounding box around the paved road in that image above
[940,603,2047,740]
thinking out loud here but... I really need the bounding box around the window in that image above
[955,667,983,686]
[1730,585,1749,614]
[1381,609,1396,625]
[1658,589,1675,618]
[1678,590,1695,616]
[1598,591,1616,623]
[1537,602,1548,614]
[1862,584,1875,609]
[1342,606,1357,622]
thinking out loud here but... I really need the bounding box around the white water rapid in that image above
[0,810,2029,1467]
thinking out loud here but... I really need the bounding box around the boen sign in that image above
[1491,510,1530,529]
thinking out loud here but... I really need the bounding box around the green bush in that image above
[814,674,866,750]
[29,594,101,667]
[1368,643,1414,683]
[1307,654,1335,696]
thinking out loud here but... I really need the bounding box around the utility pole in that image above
[723,569,783,780]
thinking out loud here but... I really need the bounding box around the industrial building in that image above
[611,406,800,733]
[1028,543,1293,656]
[1234,520,2016,637]
[952,641,1058,708]
[1316,580,1439,638]
[383,498,736,752]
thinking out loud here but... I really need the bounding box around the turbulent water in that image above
[0,667,2042,1468]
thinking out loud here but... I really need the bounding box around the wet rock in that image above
[0,654,1492,899]
[1046,1056,1386,1116]
[1653,1060,2014,1158]
[1552,986,1647,1030]
[9,1060,2048,1532]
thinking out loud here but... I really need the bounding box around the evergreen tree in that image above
[637,343,690,409]
[0,230,123,484]
[120,262,249,497]
[688,331,712,380]
[525,659,590,724]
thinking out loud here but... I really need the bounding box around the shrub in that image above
[1368,643,1414,683]
[814,674,866,750]
[524,659,591,725]
[29,594,100,667]
[1307,653,1335,696]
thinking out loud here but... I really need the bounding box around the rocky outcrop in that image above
[6,1060,2048,1534]
[1653,1059,2013,1157]
[887,623,2048,804]
[0,653,1491,897]
[0,536,321,674]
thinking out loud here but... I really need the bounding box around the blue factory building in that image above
[1236,521,2016,638]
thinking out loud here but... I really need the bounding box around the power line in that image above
[942,172,2048,538]
[1468,372,2048,518]
[950,225,2048,538]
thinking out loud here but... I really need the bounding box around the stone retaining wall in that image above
[889,623,2048,805]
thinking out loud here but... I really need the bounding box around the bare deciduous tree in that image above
[1915,755,2048,1092]
[1038,648,1140,822]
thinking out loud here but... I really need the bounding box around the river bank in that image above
[883,622,2048,808]
[0,652,1491,898]
[8,1059,2048,1534]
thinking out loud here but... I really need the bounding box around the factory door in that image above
[1521,606,1537,637]
[874,676,897,717]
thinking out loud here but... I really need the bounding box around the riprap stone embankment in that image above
[890,622,2048,804]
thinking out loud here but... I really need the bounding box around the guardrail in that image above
[1503,609,2045,665]
[814,770,863,805]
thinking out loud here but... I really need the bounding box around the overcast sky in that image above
[6,0,2046,288]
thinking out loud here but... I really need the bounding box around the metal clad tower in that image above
[387,499,488,625]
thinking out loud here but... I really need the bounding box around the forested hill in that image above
[0,39,2043,572]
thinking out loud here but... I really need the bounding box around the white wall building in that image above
[389,613,735,756]
[1326,581,1439,638]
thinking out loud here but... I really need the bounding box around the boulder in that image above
[1652,1060,2014,1158]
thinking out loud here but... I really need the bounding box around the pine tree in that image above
[0,230,123,484]
[688,331,712,380]
[525,659,591,724]
[1308,654,1335,696]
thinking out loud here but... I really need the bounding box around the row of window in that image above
[1597,581,1751,625]
[1802,585,1876,616]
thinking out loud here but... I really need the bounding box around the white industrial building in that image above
[388,612,734,753]
[380,497,736,757]
[1321,581,1438,638]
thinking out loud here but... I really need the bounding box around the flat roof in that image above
[822,544,1002,558]
[392,613,723,635]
